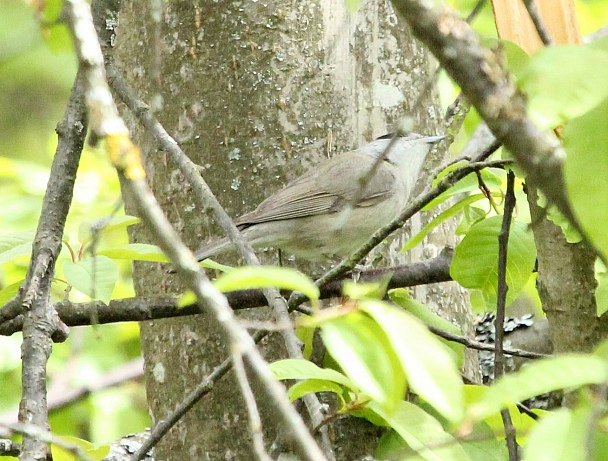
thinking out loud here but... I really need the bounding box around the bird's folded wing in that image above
[235,154,395,226]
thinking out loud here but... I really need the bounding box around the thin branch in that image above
[104,60,335,460]
[495,172,516,376]
[388,0,593,260]
[128,328,253,461]
[293,302,547,360]
[0,422,93,461]
[50,357,143,412]
[496,170,519,460]
[232,351,272,461]
[428,325,548,360]
[18,71,88,459]
[501,410,519,461]
[444,94,471,137]
[288,156,510,311]
[0,250,453,336]
[64,0,128,141]
[0,296,22,325]
[1,358,144,425]
[522,0,554,46]
[122,174,328,461]
[63,0,330,458]
[465,0,487,23]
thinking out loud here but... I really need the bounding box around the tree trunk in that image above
[528,185,608,353]
[113,0,469,458]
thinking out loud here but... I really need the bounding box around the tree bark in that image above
[528,185,608,353]
[113,0,469,458]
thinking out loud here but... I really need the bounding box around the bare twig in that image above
[18,71,88,458]
[388,0,591,259]
[496,170,519,460]
[290,303,547,360]
[495,172,516,376]
[0,251,453,336]
[105,61,335,460]
[288,155,511,311]
[232,352,272,461]
[1,358,144,425]
[122,176,328,461]
[0,422,93,461]
[63,0,330,459]
[522,0,554,46]
[465,0,487,23]
[428,325,547,360]
[128,329,260,461]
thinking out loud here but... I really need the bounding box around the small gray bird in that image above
[195,133,444,262]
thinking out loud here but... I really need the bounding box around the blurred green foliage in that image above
[0,0,147,450]
[0,0,607,455]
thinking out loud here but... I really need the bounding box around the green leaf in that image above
[321,311,405,410]
[468,290,486,313]
[467,355,608,422]
[41,0,72,53]
[42,0,62,22]
[41,23,73,54]
[269,359,354,388]
[564,98,608,258]
[377,422,504,461]
[517,42,608,128]
[286,379,346,402]
[375,429,416,461]
[501,39,531,76]
[593,431,608,460]
[360,300,464,422]
[427,169,502,210]
[63,256,118,304]
[199,258,235,272]
[464,385,544,445]
[0,230,35,264]
[342,280,390,300]
[594,337,608,360]
[450,216,536,311]
[389,289,465,368]
[596,261,608,317]
[176,290,197,308]
[371,401,471,461]
[98,243,169,262]
[403,194,493,252]
[295,316,315,359]
[524,407,591,461]
[0,281,23,306]
[79,215,141,246]
[460,421,508,461]
[51,436,110,461]
[213,266,319,301]
[456,205,487,236]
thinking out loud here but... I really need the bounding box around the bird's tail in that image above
[194,237,233,261]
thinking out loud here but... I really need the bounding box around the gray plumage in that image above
[195,133,444,261]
